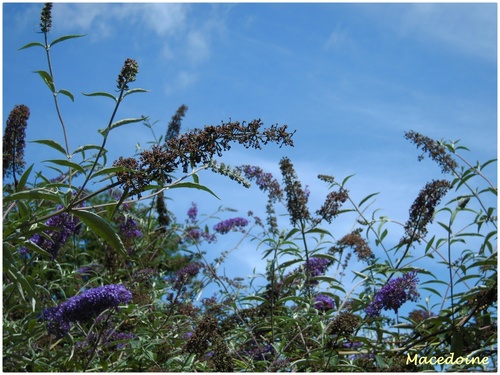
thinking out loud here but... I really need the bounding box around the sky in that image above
[2,2,498,307]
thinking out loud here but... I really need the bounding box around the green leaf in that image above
[352,270,368,280]
[167,182,220,200]
[43,159,86,174]
[72,144,105,156]
[90,166,124,180]
[4,189,61,203]
[421,286,442,297]
[359,192,379,207]
[240,295,266,303]
[82,91,117,101]
[31,139,67,155]
[304,227,333,237]
[21,241,51,259]
[17,164,34,192]
[380,228,388,241]
[49,34,86,48]
[33,70,55,92]
[72,210,126,256]
[19,41,46,50]
[341,174,355,187]
[109,117,147,131]
[3,248,37,310]
[57,89,74,102]
[123,88,150,98]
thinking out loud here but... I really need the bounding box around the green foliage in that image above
[3,4,497,372]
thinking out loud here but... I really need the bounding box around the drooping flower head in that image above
[3,104,30,179]
[237,165,283,202]
[42,284,132,337]
[213,217,248,234]
[366,271,420,317]
[401,180,452,244]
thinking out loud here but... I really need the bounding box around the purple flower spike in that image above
[213,217,249,234]
[20,204,82,260]
[366,271,420,317]
[173,262,203,289]
[314,294,335,311]
[119,218,142,239]
[187,202,198,223]
[304,257,331,283]
[42,284,132,337]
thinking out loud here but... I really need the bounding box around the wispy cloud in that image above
[401,3,496,61]
[360,3,497,62]
[52,3,189,38]
[324,25,352,52]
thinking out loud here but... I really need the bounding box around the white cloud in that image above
[324,26,351,51]
[398,3,496,61]
[187,30,211,63]
[134,3,188,37]
[52,3,189,37]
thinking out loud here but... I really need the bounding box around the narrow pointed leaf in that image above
[72,144,105,156]
[123,88,150,98]
[4,188,61,203]
[19,41,45,50]
[43,159,86,174]
[110,117,147,131]
[359,192,379,207]
[82,91,117,101]
[90,166,125,179]
[31,139,67,155]
[17,164,34,192]
[33,70,55,92]
[58,89,75,102]
[49,34,86,48]
[167,182,220,200]
[72,210,126,255]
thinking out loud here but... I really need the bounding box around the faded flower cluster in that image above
[116,58,139,90]
[404,131,458,174]
[3,104,30,179]
[280,157,311,225]
[113,120,294,196]
[401,179,452,244]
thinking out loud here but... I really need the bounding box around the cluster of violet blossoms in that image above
[314,294,335,311]
[119,217,142,240]
[366,271,420,317]
[172,262,203,289]
[213,217,249,234]
[305,257,331,285]
[42,284,132,337]
[20,205,82,260]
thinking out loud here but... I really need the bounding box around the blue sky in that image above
[2,2,498,305]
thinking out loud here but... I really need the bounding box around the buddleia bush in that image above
[3,3,497,372]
